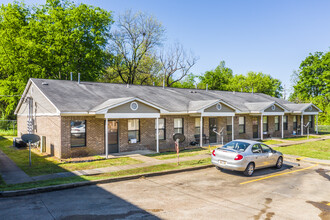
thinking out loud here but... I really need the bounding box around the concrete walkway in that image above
[0,149,33,184]
[31,154,210,182]
[270,135,330,147]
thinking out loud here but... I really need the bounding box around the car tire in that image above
[275,157,283,169]
[243,163,255,176]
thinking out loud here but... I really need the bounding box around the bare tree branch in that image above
[159,43,198,87]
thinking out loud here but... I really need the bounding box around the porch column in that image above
[316,115,318,134]
[105,118,108,159]
[261,115,264,140]
[231,116,234,141]
[281,115,284,139]
[156,117,159,153]
[301,114,304,136]
[200,115,203,147]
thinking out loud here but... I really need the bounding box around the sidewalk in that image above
[270,135,330,147]
[30,154,210,182]
[0,150,33,184]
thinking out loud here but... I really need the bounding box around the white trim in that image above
[260,115,263,140]
[301,112,319,115]
[316,115,318,134]
[200,116,203,147]
[202,112,235,117]
[262,112,285,116]
[197,100,240,113]
[14,80,32,115]
[105,118,108,159]
[231,116,234,141]
[281,115,284,139]
[93,97,168,114]
[61,112,90,116]
[156,117,159,153]
[105,113,160,119]
[301,114,304,136]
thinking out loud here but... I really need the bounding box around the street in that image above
[0,161,329,220]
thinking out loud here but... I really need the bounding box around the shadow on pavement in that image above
[217,163,294,177]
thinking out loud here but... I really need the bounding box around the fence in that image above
[0,120,17,136]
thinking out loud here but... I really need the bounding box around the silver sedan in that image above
[211,139,283,176]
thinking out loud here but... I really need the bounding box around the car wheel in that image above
[244,163,255,176]
[275,157,283,169]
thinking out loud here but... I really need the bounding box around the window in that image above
[174,118,183,134]
[283,116,288,130]
[226,117,232,135]
[195,118,201,135]
[221,141,249,152]
[239,117,245,134]
[70,120,86,147]
[128,119,140,142]
[263,116,268,132]
[155,118,166,140]
[251,144,262,154]
[275,116,280,131]
[293,116,297,130]
[308,115,314,128]
[260,144,272,153]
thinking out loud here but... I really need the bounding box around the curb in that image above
[0,164,214,197]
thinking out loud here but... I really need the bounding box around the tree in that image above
[172,73,198,89]
[290,51,330,124]
[110,10,165,85]
[159,43,198,87]
[199,61,233,90]
[0,0,113,118]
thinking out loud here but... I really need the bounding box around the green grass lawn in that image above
[0,158,211,191]
[147,147,215,160]
[273,139,330,160]
[0,137,142,176]
[283,135,319,141]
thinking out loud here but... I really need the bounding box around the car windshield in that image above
[220,141,250,152]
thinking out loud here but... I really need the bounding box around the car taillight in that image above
[212,150,216,156]
[234,154,243,160]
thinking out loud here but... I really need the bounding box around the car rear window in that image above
[220,141,250,152]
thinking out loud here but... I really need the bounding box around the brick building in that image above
[15,78,321,158]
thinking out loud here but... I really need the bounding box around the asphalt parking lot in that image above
[0,160,329,220]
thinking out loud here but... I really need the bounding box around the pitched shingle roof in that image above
[26,78,316,114]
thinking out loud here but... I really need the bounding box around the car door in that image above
[260,144,276,167]
[251,144,264,168]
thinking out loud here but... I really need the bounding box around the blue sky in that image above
[3,0,330,94]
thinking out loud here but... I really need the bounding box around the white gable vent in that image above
[216,103,222,111]
[130,102,139,111]
[271,105,275,111]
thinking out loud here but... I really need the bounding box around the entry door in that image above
[209,118,217,143]
[252,117,258,139]
[108,120,119,153]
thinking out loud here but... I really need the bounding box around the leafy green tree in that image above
[172,73,198,89]
[199,61,233,90]
[0,0,113,118]
[290,51,330,124]
[229,72,283,98]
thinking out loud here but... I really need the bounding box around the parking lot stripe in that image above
[296,157,307,161]
[240,164,318,185]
